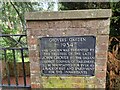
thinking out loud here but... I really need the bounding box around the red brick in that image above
[71,20,87,28]
[96,71,106,78]
[28,37,37,45]
[30,62,39,69]
[28,45,37,50]
[35,29,48,36]
[47,28,66,37]
[96,51,107,59]
[26,18,110,88]
[98,26,109,35]
[96,65,106,71]
[98,44,108,51]
[29,50,39,57]
[96,59,107,66]
[89,28,97,35]
[27,21,48,29]
[87,20,100,27]
[31,84,42,88]
[29,57,39,62]
[66,28,89,36]
[55,20,72,28]
[97,35,109,44]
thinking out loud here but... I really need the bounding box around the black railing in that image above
[0,34,30,88]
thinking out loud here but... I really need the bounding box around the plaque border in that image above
[38,35,96,77]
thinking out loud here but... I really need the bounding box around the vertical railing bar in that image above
[4,50,10,86]
[12,50,18,86]
[21,49,26,86]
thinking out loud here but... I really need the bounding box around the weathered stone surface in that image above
[25,9,112,20]
[26,9,111,88]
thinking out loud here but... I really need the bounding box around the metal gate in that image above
[0,34,30,89]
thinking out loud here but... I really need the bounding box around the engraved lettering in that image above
[40,36,96,76]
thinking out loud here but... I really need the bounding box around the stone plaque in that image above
[39,36,96,76]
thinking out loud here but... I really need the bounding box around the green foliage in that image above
[1,2,30,49]
[1,2,34,34]
[1,50,29,62]
[59,2,120,37]
[0,2,33,62]
[0,2,56,48]
[0,2,56,62]
[59,2,110,10]
[110,2,120,36]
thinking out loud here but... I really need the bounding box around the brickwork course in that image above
[25,9,112,88]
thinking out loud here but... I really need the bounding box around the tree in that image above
[0,2,56,47]
[59,2,120,37]
[110,2,120,36]
[0,2,56,61]
[0,2,34,47]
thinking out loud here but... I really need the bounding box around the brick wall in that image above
[25,9,112,88]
